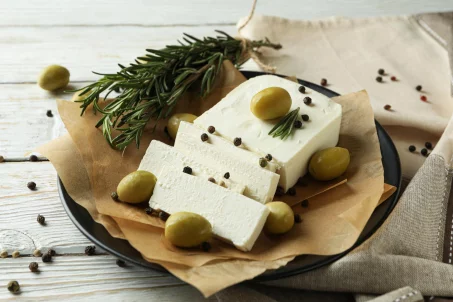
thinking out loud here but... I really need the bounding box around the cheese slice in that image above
[195,75,342,191]
[139,140,245,194]
[174,121,280,203]
[150,165,270,251]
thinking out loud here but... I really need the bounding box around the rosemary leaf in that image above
[69,31,281,150]
[268,107,300,140]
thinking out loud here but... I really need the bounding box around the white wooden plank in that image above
[0,25,235,83]
[0,162,94,254]
[0,84,84,157]
[0,255,214,301]
[1,0,453,26]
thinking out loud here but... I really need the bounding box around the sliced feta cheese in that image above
[150,165,270,251]
[139,140,245,194]
[195,75,342,191]
[174,121,280,203]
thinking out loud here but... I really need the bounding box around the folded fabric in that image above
[216,12,453,301]
[239,13,453,181]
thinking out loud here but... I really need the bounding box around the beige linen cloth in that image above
[215,13,453,302]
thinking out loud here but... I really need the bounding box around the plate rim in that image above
[58,70,402,281]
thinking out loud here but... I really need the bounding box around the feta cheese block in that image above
[195,75,342,191]
[174,121,280,203]
[150,165,270,251]
[139,140,245,194]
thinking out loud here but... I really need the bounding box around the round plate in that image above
[59,71,402,281]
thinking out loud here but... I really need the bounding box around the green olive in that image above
[309,147,350,181]
[250,87,292,120]
[38,65,70,91]
[165,212,212,247]
[117,170,157,204]
[264,202,294,234]
[167,113,198,139]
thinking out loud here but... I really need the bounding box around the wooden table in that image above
[1,1,452,300]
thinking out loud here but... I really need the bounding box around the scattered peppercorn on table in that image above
[1,0,452,300]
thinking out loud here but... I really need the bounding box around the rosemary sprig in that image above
[70,31,281,150]
[268,107,300,140]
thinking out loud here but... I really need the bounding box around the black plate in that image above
[59,71,401,281]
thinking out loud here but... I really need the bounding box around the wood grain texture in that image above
[0,162,94,254]
[0,255,214,301]
[0,25,235,83]
[1,0,451,299]
[0,84,82,157]
[1,0,453,27]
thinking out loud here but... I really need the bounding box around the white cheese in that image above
[195,75,342,191]
[174,121,280,203]
[150,165,270,251]
[139,140,245,194]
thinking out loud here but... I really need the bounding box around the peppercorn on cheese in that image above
[139,140,245,194]
[195,75,342,191]
[174,121,280,203]
[150,165,270,251]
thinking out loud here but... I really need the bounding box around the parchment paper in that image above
[39,62,395,297]
[36,135,125,239]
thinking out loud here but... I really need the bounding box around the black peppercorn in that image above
[298,86,306,93]
[85,245,96,256]
[416,85,422,91]
[265,154,273,161]
[320,78,328,86]
[384,104,391,111]
[0,155,4,163]
[46,110,53,117]
[208,177,216,183]
[259,158,267,168]
[201,133,208,142]
[297,177,308,186]
[164,126,172,139]
[29,154,38,162]
[201,242,211,252]
[29,262,39,272]
[224,172,230,179]
[42,253,52,263]
[288,187,296,196]
[27,181,36,190]
[145,207,154,215]
[301,114,309,122]
[378,69,385,75]
[294,214,302,223]
[421,148,428,157]
[183,166,192,175]
[111,192,119,201]
[294,120,302,129]
[47,249,56,256]
[159,211,170,221]
[116,259,126,267]
[275,186,285,197]
[208,126,215,134]
[303,97,312,105]
[37,214,45,225]
[234,137,242,146]
[408,145,416,152]
[7,281,20,294]
[376,76,383,83]
[425,142,433,150]
[301,199,309,208]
